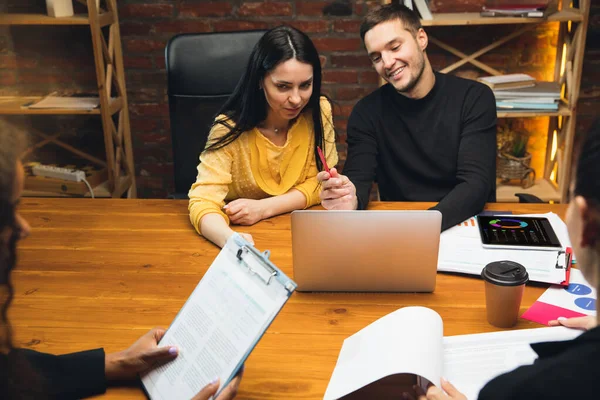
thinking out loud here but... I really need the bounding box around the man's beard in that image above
[394,52,426,94]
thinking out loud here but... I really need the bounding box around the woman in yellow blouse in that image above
[189,25,338,247]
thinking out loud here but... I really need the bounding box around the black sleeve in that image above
[343,102,378,209]
[432,85,497,230]
[20,348,107,399]
[478,364,538,400]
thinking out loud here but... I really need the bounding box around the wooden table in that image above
[11,199,566,399]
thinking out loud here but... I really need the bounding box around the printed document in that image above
[142,235,294,399]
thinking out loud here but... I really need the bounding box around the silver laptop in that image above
[291,210,442,292]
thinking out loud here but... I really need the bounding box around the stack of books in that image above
[479,74,561,111]
[480,2,550,18]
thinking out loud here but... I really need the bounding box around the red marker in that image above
[317,146,330,174]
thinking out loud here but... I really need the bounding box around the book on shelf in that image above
[481,10,545,17]
[497,97,558,104]
[324,306,580,400]
[478,73,536,90]
[413,0,433,20]
[496,100,559,110]
[493,81,561,99]
[481,1,549,18]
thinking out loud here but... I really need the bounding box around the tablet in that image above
[477,215,562,250]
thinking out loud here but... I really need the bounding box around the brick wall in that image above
[1,0,598,198]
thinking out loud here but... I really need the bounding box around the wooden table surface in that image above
[11,199,567,399]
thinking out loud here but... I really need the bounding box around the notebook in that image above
[291,210,442,292]
[141,233,296,399]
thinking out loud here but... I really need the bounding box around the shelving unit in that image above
[383,0,590,202]
[0,0,136,198]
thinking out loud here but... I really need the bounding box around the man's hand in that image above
[317,167,358,210]
[548,315,596,331]
[105,327,178,381]
[225,199,267,225]
[192,369,244,400]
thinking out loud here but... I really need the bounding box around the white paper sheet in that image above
[443,326,581,399]
[438,213,573,284]
[324,307,443,400]
[141,236,291,400]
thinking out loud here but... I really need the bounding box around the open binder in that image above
[141,233,296,400]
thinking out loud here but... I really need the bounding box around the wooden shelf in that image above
[422,9,584,27]
[0,96,122,116]
[497,102,571,118]
[0,12,114,27]
[497,178,560,202]
[23,176,130,198]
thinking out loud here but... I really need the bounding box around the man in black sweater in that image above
[318,3,497,231]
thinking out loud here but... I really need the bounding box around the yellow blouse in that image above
[188,97,338,233]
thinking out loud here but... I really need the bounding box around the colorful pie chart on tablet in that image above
[488,218,529,229]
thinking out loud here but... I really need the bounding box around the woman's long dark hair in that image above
[0,120,46,398]
[205,25,330,171]
[0,120,21,354]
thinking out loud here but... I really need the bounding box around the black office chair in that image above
[165,30,267,198]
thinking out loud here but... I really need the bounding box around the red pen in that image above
[317,146,330,174]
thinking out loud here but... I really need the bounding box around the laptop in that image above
[291,210,442,292]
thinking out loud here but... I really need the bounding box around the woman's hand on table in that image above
[548,315,596,331]
[225,199,267,225]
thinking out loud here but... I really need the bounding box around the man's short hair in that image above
[360,3,423,42]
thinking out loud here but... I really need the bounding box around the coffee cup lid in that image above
[481,260,529,286]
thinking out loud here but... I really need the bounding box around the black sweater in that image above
[344,72,497,231]
[479,326,600,399]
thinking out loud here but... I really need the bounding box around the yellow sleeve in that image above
[188,121,234,234]
[293,97,339,207]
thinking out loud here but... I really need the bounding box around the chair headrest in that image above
[166,30,267,96]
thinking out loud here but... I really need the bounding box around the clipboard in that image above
[438,213,574,285]
[141,233,297,400]
[557,247,574,286]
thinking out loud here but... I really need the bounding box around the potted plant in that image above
[496,124,536,188]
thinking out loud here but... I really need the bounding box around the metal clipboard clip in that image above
[556,247,573,286]
[555,247,573,270]
[236,245,277,285]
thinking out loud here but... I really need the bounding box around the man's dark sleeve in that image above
[432,85,497,230]
[20,348,107,399]
[343,104,379,209]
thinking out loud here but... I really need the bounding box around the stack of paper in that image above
[437,212,573,285]
[28,96,100,110]
[492,81,561,111]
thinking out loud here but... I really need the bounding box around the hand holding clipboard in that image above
[141,234,296,400]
